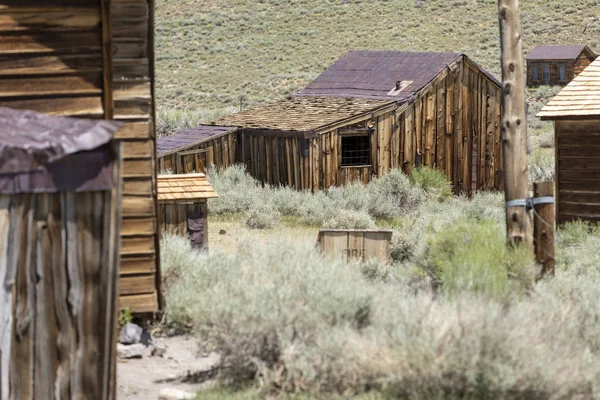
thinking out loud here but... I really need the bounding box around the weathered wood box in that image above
[0,109,122,399]
[317,229,393,264]
[157,174,218,249]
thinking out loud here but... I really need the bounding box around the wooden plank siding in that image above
[554,119,600,224]
[0,0,161,314]
[111,0,160,314]
[157,56,502,194]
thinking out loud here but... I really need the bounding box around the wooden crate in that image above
[317,229,393,264]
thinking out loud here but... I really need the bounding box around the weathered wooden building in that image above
[157,173,218,249]
[526,45,596,87]
[157,125,238,173]
[0,1,161,313]
[160,51,504,193]
[0,108,122,400]
[538,57,600,224]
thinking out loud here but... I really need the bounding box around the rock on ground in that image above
[119,323,144,345]
[158,388,196,400]
[117,343,146,359]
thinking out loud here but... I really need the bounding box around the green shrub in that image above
[368,169,426,219]
[161,231,600,398]
[422,219,534,297]
[409,166,453,199]
[322,209,376,229]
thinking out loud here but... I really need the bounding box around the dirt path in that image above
[117,335,219,400]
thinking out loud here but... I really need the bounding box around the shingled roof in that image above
[526,45,594,61]
[538,58,600,119]
[213,96,395,134]
[295,51,499,101]
[157,173,218,203]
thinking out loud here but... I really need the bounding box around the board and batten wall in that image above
[0,0,161,314]
[555,119,600,224]
[309,58,503,193]
[0,191,121,399]
[158,133,237,174]
[157,56,503,194]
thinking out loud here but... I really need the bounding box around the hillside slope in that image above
[155,0,600,112]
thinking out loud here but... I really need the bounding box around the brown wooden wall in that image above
[0,190,120,400]
[555,119,600,224]
[310,59,503,193]
[574,53,594,76]
[238,132,311,190]
[158,58,502,194]
[527,60,574,86]
[158,201,208,245]
[158,133,237,174]
[0,1,160,314]
[526,54,596,87]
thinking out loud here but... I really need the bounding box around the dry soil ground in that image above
[117,336,219,400]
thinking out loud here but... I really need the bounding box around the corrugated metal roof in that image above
[0,107,120,194]
[157,125,237,157]
[295,51,499,100]
[538,58,600,119]
[526,45,592,60]
[213,96,394,133]
[157,173,218,202]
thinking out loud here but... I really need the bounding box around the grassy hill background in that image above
[155,0,600,115]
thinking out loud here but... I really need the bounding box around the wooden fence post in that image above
[497,0,533,249]
[533,181,556,277]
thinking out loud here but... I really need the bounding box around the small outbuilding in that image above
[0,108,122,399]
[160,51,504,194]
[157,173,218,249]
[538,57,600,224]
[526,45,596,87]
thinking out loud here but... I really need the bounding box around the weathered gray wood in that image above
[0,195,11,400]
[498,0,533,247]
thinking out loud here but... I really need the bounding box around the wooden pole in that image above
[533,181,555,277]
[497,0,533,248]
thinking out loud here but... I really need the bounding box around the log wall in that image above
[0,190,121,400]
[0,0,161,314]
[555,119,600,224]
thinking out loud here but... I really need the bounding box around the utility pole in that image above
[497,0,533,248]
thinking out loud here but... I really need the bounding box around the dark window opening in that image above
[341,135,370,166]
[558,63,566,81]
[532,63,539,81]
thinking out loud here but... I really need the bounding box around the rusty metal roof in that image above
[538,58,600,119]
[296,51,496,101]
[0,107,120,194]
[0,107,119,175]
[526,45,594,61]
[157,173,218,202]
[157,125,237,157]
[213,96,395,133]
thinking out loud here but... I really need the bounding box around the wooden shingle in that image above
[157,173,218,203]
[539,58,600,119]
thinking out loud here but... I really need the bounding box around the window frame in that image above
[339,129,372,168]
[558,63,566,82]
[531,63,539,81]
[543,63,551,85]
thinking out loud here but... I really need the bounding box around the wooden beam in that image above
[498,0,533,248]
[533,181,556,277]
